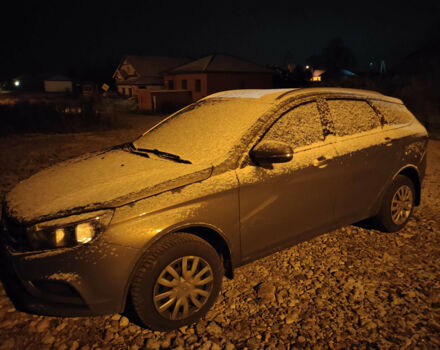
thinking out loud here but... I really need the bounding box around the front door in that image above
[236,101,339,262]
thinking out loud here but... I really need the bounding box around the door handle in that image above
[384,137,393,146]
[313,156,329,168]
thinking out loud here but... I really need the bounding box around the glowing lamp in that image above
[55,228,66,245]
[75,222,95,244]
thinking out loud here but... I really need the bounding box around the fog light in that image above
[75,223,95,244]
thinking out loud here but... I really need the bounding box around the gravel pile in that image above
[0,133,439,350]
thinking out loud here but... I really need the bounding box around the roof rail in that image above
[275,88,300,100]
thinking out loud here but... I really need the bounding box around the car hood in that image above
[5,148,213,224]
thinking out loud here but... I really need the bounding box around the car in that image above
[0,88,428,330]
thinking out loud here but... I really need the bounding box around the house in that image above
[311,69,326,82]
[163,53,273,102]
[44,75,73,93]
[113,56,190,96]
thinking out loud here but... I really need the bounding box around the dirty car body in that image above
[0,88,428,330]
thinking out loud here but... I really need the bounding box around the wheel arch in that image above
[174,225,233,280]
[120,223,233,314]
[395,165,421,206]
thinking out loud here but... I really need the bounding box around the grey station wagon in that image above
[0,88,428,330]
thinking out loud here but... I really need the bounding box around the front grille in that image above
[1,205,29,251]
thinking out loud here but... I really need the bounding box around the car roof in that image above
[203,87,403,104]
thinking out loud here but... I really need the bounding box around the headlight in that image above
[27,210,113,250]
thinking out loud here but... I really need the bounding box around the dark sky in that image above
[2,0,439,80]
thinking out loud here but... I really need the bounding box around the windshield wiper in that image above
[128,143,192,164]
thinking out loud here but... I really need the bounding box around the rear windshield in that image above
[133,99,271,164]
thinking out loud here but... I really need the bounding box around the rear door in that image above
[236,100,339,261]
[326,98,393,223]
[371,99,416,166]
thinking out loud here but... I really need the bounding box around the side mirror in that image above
[250,140,293,165]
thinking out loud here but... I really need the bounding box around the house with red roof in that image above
[136,54,273,111]
[164,54,273,101]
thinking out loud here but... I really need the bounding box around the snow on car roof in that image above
[205,89,297,99]
[203,87,401,104]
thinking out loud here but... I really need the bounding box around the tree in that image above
[307,37,356,78]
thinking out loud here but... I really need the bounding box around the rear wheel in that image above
[130,233,223,331]
[376,175,415,232]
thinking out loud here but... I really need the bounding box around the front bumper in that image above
[0,236,140,317]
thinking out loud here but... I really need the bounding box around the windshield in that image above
[133,98,272,164]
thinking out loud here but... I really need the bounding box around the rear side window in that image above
[372,100,413,125]
[327,99,380,136]
[263,102,324,149]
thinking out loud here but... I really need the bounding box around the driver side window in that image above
[263,101,324,149]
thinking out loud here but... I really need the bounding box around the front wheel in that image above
[375,175,415,232]
[130,233,224,331]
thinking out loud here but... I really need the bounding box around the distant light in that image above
[14,80,20,87]
[305,65,310,69]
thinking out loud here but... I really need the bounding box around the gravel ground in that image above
[0,121,439,350]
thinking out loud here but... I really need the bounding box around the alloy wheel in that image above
[390,184,413,225]
[153,256,214,320]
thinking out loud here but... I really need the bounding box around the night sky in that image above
[2,0,439,80]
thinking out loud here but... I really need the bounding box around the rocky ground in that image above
[0,118,439,349]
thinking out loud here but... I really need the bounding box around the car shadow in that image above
[353,217,382,231]
[122,294,148,329]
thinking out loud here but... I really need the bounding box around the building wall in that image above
[136,85,163,92]
[118,84,163,96]
[206,73,273,95]
[117,85,134,96]
[165,73,208,102]
[165,72,273,101]
[138,90,192,111]
[44,81,73,93]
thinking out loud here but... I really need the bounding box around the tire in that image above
[130,233,224,331]
[376,175,415,232]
